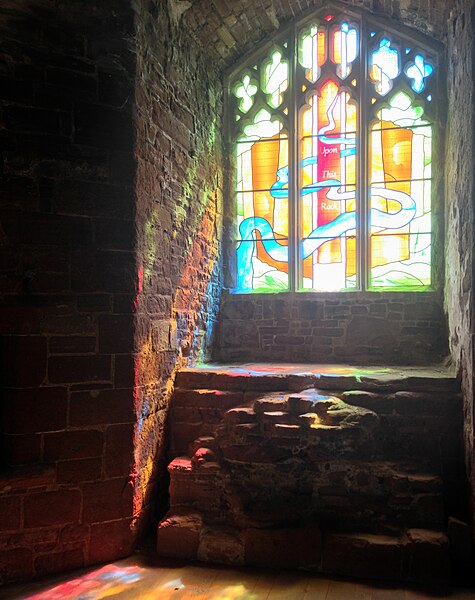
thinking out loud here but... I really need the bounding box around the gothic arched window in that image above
[228,6,439,293]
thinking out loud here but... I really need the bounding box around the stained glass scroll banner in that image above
[229,9,438,293]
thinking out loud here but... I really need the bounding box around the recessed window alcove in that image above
[155,2,470,584]
[0,0,473,588]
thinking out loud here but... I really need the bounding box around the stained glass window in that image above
[228,8,438,293]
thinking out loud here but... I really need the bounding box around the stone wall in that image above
[0,0,225,584]
[0,0,137,583]
[214,292,449,365]
[132,0,223,537]
[183,0,450,67]
[445,0,475,534]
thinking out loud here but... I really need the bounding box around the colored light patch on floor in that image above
[24,565,143,600]
[17,566,258,600]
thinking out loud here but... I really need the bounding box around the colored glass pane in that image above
[233,74,258,113]
[262,50,289,108]
[332,22,358,79]
[369,92,431,288]
[405,54,433,93]
[235,108,289,292]
[230,11,436,294]
[299,25,327,83]
[299,84,358,291]
[370,38,399,95]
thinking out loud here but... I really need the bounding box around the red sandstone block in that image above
[342,390,394,413]
[48,354,111,383]
[2,335,47,386]
[1,528,59,553]
[2,212,92,247]
[69,388,134,426]
[209,373,288,392]
[114,354,135,388]
[113,293,136,314]
[3,433,41,465]
[60,524,90,545]
[98,314,134,353]
[274,334,305,345]
[43,430,104,461]
[88,518,135,564]
[198,527,244,565]
[0,307,40,335]
[34,545,85,576]
[82,477,134,524]
[0,496,21,531]
[57,457,102,484]
[323,532,405,580]
[96,218,134,251]
[173,388,244,409]
[221,443,289,464]
[0,548,33,584]
[407,529,450,583]
[271,423,302,438]
[2,387,67,434]
[245,525,321,569]
[175,371,213,389]
[48,354,111,384]
[225,407,256,425]
[157,510,202,560]
[77,293,112,312]
[24,490,81,528]
[171,422,212,455]
[0,465,55,494]
[49,336,96,354]
[104,423,134,478]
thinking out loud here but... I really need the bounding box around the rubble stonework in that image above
[158,366,465,582]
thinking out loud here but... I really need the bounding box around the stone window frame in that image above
[223,3,445,296]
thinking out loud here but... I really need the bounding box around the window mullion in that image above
[289,28,299,292]
[358,18,369,291]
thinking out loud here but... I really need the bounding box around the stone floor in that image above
[1,555,474,600]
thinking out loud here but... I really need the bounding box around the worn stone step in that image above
[169,389,249,457]
[156,508,449,583]
[175,364,459,393]
[172,388,245,410]
[322,528,449,583]
[342,389,463,417]
[166,455,445,532]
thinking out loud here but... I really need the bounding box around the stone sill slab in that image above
[177,363,459,393]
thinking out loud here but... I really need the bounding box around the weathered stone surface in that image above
[3,0,472,587]
[244,525,321,569]
[157,510,202,560]
[173,388,244,409]
[198,527,244,565]
[160,360,464,579]
[406,529,450,583]
[323,532,406,580]
[225,407,257,425]
[214,294,449,365]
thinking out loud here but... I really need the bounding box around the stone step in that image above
[170,386,463,469]
[169,388,248,457]
[164,364,462,580]
[157,507,450,584]
[167,455,445,532]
